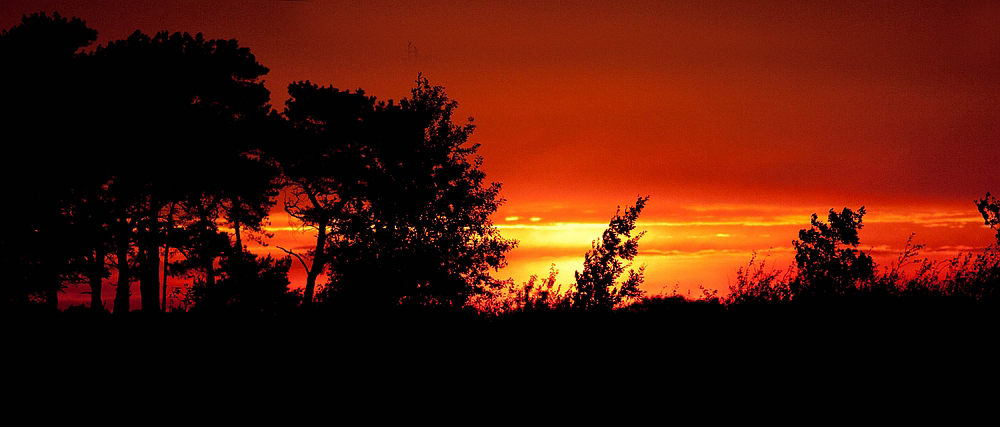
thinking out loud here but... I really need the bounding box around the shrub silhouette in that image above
[941,247,1000,301]
[725,252,793,305]
[727,207,874,305]
[471,264,571,314]
[790,207,874,299]
[186,251,298,315]
[571,196,649,310]
[472,197,650,314]
[727,201,1000,307]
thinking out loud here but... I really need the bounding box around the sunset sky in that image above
[5,1,998,308]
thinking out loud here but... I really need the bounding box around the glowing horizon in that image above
[214,200,1000,309]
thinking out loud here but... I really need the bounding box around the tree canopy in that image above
[572,196,649,310]
[0,12,99,311]
[790,207,875,299]
[976,193,1000,244]
[280,77,517,309]
[1,11,521,314]
[86,28,278,312]
[1,12,281,312]
[274,81,376,306]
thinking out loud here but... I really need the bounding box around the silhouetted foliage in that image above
[274,81,376,306]
[333,77,516,308]
[168,221,233,288]
[1,12,280,312]
[942,247,1000,301]
[790,207,874,299]
[0,12,99,311]
[186,251,298,315]
[6,11,997,333]
[728,202,1000,308]
[283,76,517,309]
[62,184,115,312]
[86,28,276,312]
[725,252,793,305]
[867,233,936,299]
[976,192,1000,244]
[572,196,649,310]
[726,207,875,305]
[627,292,722,316]
[0,11,96,62]
[471,264,571,315]
[521,265,572,311]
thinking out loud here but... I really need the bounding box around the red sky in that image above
[5,1,998,308]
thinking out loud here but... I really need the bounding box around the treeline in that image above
[1,12,519,315]
[3,12,998,320]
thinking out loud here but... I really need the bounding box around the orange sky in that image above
[5,1,998,309]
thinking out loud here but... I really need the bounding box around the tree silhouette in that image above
[86,29,275,312]
[168,150,281,295]
[790,207,874,299]
[64,181,115,312]
[276,81,376,306]
[0,12,99,311]
[0,11,96,60]
[321,76,517,308]
[279,77,516,309]
[572,196,649,310]
[976,193,1000,244]
[186,251,297,315]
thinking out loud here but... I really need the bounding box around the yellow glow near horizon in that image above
[236,203,997,300]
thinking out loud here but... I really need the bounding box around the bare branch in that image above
[276,245,310,274]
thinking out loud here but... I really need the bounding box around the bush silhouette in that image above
[725,252,792,305]
[186,251,298,315]
[727,207,874,305]
[790,207,874,299]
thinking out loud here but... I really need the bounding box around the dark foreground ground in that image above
[6,302,996,418]
[8,301,997,367]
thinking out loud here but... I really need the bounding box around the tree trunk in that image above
[89,274,103,311]
[44,277,59,312]
[162,204,173,312]
[114,220,131,314]
[230,218,242,288]
[205,257,216,289]
[162,245,169,312]
[234,216,243,252]
[139,212,160,312]
[302,217,328,307]
[88,248,106,311]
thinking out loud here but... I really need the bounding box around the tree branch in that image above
[276,245,310,275]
